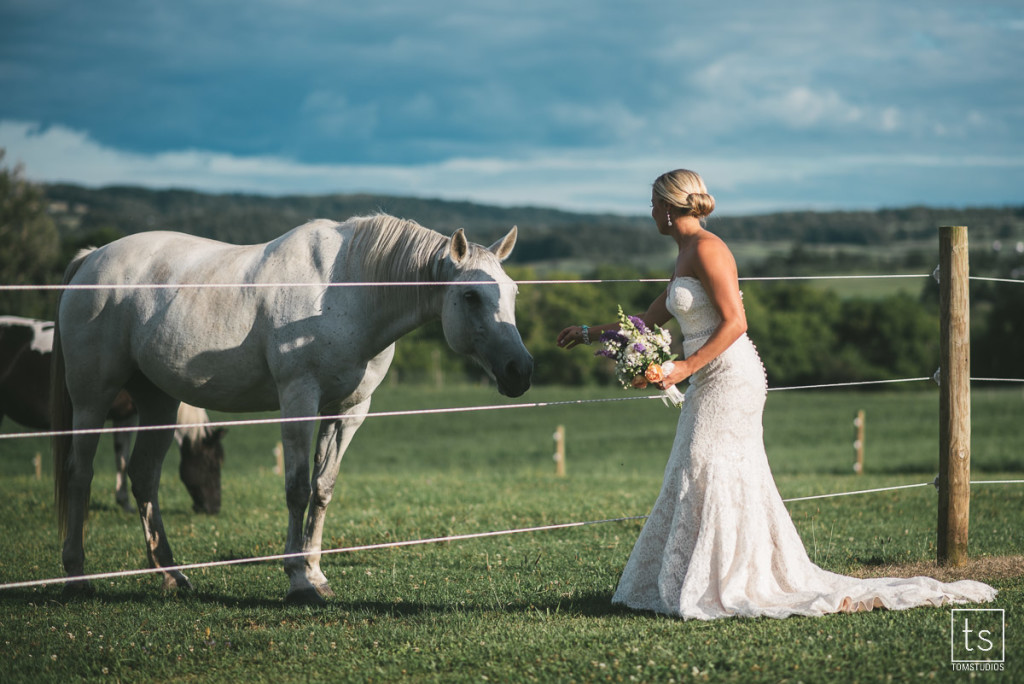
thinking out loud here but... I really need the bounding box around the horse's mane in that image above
[343,214,454,308]
[174,403,212,445]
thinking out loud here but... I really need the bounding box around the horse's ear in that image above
[488,226,517,262]
[448,228,470,265]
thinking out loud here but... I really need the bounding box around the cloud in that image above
[4,118,1023,218]
[300,91,380,141]
[2,2,1022,214]
[752,87,860,130]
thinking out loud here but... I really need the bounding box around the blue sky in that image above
[1,0,1022,216]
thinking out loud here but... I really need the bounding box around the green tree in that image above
[0,150,62,318]
[835,295,939,382]
[973,281,1024,381]
[59,225,126,267]
[742,282,841,386]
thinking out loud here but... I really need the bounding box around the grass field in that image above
[1,385,1021,682]
[801,276,930,301]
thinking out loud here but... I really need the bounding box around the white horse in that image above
[51,214,532,604]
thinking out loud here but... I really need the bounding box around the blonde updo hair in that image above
[652,169,715,220]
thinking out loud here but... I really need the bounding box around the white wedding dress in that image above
[611,276,997,620]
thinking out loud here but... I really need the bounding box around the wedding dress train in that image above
[611,276,996,620]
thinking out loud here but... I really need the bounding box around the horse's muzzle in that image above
[497,355,533,397]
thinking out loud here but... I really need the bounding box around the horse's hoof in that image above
[315,582,336,599]
[285,587,327,607]
[161,572,193,592]
[61,579,95,599]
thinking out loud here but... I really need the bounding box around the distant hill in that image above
[41,184,663,265]
[16,184,1022,385]
[42,183,1023,269]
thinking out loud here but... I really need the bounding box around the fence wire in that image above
[1,270,1020,592]
[1,478,1021,592]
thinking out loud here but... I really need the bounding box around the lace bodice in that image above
[667,276,720,339]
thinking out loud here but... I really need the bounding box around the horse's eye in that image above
[463,291,480,304]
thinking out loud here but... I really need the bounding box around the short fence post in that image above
[273,441,284,476]
[937,225,971,567]
[852,410,865,474]
[33,453,42,480]
[553,425,566,477]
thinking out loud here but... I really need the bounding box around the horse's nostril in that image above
[506,358,529,378]
[502,357,533,396]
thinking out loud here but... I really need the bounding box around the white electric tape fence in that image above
[0,271,1021,591]
[1,478,1022,592]
[0,272,1021,292]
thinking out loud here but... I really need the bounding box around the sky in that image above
[1,0,1022,216]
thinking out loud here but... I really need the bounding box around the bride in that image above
[556,169,996,619]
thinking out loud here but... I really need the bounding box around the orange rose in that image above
[631,374,648,389]
[645,363,664,383]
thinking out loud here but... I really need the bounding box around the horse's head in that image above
[177,426,227,514]
[439,227,533,397]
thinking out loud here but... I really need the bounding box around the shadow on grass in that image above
[0,584,636,618]
[332,590,633,618]
[0,586,294,611]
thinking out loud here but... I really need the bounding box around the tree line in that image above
[392,265,948,389]
[3,153,1022,388]
[39,181,1024,257]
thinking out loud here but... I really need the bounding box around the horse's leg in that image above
[300,405,367,599]
[60,406,107,595]
[126,394,190,591]
[112,414,137,513]
[279,391,321,605]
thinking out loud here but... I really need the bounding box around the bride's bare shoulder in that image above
[694,231,736,263]
[697,230,728,248]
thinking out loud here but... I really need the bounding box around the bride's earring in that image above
[666,210,672,228]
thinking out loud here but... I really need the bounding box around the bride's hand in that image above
[655,361,690,390]
[556,325,587,349]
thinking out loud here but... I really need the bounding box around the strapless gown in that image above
[611,276,997,619]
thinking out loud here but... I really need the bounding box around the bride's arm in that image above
[659,238,747,388]
[639,289,673,328]
[556,289,673,350]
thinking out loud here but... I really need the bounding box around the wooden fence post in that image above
[937,225,971,567]
[852,410,865,474]
[273,441,284,476]
[553,425,566,477]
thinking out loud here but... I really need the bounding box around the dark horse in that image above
[0,315,226,513]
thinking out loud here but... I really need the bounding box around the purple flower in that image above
[633,342,647,353]
[595,349,616,359]
[600,331,628,345]
[628,316,648,334]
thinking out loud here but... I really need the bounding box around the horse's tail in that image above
[52,248,95,537]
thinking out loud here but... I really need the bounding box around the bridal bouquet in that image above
[596,307,685,407]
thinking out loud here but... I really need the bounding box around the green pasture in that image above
[800,275,929,301]
[1,385,1021,682]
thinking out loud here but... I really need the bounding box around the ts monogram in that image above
[951,609,1005,672]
